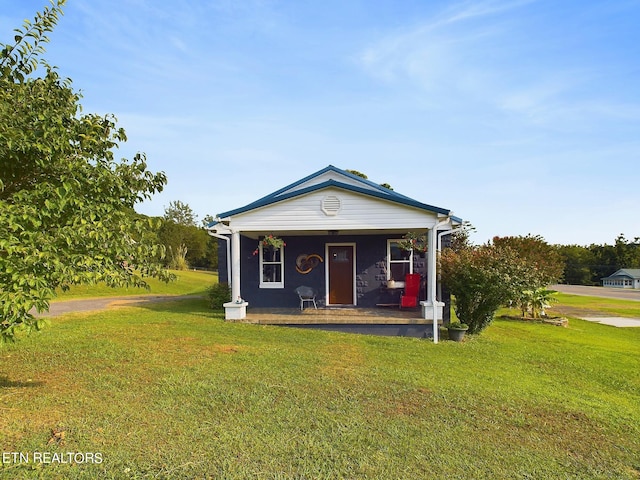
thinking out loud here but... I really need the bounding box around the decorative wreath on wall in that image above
[295,254,323,274]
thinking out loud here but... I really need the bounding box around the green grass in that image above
[1,298,639,479]
[551,292,640,318]
[52,270,217,300]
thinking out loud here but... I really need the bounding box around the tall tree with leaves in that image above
[440,230,562,334]
[492,234,564,286]
[0,1,172,342]
[164,200,197,227]
[441,243,531,334]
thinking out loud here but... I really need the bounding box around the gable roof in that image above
[604,269,640,279]
[216,165,460,222]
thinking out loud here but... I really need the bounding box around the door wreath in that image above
[295,254,323,274]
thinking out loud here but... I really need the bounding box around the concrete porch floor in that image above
[242,306,440,325]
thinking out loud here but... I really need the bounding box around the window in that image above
[387,240,413,286]
[259,244,284,288]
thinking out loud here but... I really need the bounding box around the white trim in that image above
[325,242,357,306]
[387,239,413,287]
[258,243,285,289]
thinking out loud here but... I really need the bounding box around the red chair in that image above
[399,273,421,308]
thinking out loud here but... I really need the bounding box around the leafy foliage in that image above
[517,288,558,318]
[493,234,564,286]
[163,200,197,226]
[442,234,565,334]
[157,201,216,270]
[441,244,531,334]
[397,231,428,253]
[208,282,231,309]
[0,1,173,342]
[559,234,640,285]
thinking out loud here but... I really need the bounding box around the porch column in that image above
[426,226,437,305]
[224,230,248,320]
[421,221,447,343]
[230,230,241,301]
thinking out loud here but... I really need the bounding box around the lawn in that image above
[1,296,639,479]
[52,270,217,300]
[550,292,640,319]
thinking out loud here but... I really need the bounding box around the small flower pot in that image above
[447,324,468,342]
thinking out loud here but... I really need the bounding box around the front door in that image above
[327,244,355,305]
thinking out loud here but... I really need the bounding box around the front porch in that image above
[236,306,443,338]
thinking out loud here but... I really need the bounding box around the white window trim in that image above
[259,243,285,289]
[387,239,413,288]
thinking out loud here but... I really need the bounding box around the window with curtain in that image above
[259,244,284,288]
[387,239,413,286]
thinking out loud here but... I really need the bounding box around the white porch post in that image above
[426,226,437,306]
[223,229,248,320]
[230,230,241,301]
[421,220,448,343]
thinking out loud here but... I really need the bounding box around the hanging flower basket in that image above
[253,235,286,256]
[397,232,428,254]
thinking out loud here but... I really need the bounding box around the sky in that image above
[2,0,639,246]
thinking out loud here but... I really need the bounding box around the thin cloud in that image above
[439,0,538,25]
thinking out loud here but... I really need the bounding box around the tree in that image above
[346,169,368,179]
[164,200,197,227]
[157,202,217,270]
[440,243,530,334]
[0,1,172,342]
[346,169,393,190]
[441,233,567,333]
[556,244,596,285]
[492,235,564,287]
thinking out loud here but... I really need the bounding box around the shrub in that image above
[168,244,189,270]
[208,282,231,309]
[440,244,530,334]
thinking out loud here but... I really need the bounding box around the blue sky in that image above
[3,0,639,245]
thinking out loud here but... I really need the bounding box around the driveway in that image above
[551,284,640,327]
[34,295,203,318]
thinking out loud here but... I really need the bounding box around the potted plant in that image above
[253,235,286,256]
[447,322,469,342]
[397,232,428,256]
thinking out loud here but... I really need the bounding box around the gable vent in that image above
[321,195,342,216]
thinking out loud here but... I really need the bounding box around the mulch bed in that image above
[501,315,568,327]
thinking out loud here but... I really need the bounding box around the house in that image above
[207,165,462,340]
[602,269,640,289]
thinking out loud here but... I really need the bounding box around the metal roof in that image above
[603,269,640,279]
[214,165,461,223]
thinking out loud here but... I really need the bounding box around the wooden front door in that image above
[327,245,355,305]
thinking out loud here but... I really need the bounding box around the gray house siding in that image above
[233,234,435,308]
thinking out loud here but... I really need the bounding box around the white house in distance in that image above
[602,269,640,289]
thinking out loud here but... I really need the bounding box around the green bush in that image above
[208,282,231,309]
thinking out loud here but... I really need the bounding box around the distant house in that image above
[602,269,640,289]
[207,165,461,334]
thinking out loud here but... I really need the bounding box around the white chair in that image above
[295,286,317,310]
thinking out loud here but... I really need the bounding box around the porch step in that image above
[245,307,439,325]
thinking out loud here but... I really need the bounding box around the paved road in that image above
[552,284,640,302]
[34,294,203,318]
